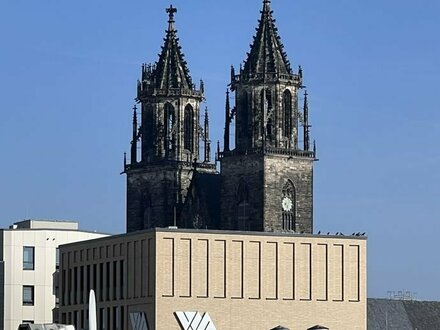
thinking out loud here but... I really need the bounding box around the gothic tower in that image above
[124,6,216,232]
[220,0,316,233]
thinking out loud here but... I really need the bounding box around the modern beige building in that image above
[59,228,367,330]
[0,220,108,330]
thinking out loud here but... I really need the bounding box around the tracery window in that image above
[267,117,273,141]
[283,90,292,138]
[184,104,194,152]
[164,103,175,152]
[281,180,296,231]
[144,104,154,151]
[240,91,249,139]
[260,88,273,111]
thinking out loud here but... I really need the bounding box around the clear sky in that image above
[1,0,439,300]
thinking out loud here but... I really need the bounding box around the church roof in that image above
[154,5,193,90]
[243,0,292,76]
[368,298,440,329]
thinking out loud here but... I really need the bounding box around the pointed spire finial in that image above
[166,5,177,26]
[243,0,291,76]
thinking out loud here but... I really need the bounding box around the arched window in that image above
[240,91,249,137]
[236,179,250,230]
[283,90,292,138]
[164,103,175,152]
[281,180,296,231]
[260,88,273,111]
[144,104,154,151]
[267,117,273,140]
[184,104,194,152]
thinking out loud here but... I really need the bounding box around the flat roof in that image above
[60,227,367,248]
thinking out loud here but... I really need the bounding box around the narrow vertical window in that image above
[184,104,194,152]
[261,89,273,141]
[144,104,154,148]
[23,285,34,305]
[281,180,296,231]
[164,103,175,152]
[240,91,249,146]
[55,248,60,270]
[267,118,273,141]
[260,89,273,111]
[283,90,292,138]
[23,246,34,270]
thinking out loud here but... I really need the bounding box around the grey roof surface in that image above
[368,298,440,330]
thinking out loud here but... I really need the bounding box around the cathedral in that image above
[59,2,367,329]
[124,0,316,235]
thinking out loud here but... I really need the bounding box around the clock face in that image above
[282,197,293,211]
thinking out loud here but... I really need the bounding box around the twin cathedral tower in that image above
[124,0,317,234]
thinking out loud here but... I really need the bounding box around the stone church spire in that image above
[154,5,193,90]
[125,5,216,233]
[221,0,316,234]
[135,5,204,163]
[243,0,292,78]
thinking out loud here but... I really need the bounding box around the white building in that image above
[0,220,108,330]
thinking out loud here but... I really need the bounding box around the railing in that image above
[232,72,302,85]
[221,146,315,159]
[137,84,204,99]
[126,159,216,171]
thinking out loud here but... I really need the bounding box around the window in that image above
[260,88,272,111]
[23,247,34,270]
[283,90,292,138]
[23,285,34,306]
[143,104,154,151]
[282,180,296,231]
[184,104,194,152]
[239,91,249,145]
[164,103,175,152]
[55,248,60,270]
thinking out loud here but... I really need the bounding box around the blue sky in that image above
[1,0,439,300]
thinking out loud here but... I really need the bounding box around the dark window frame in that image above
[23,246,35,270]
[23,285,35,306]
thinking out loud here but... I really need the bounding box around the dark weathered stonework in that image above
[125,6,216,233]
[125,1,316,234]
[219,0,316,233]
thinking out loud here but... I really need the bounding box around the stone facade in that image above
[126,162,216,232]
[219,0,316,234]
[220,153,314,233]
[125,1,316,234]
[125,6,216,232]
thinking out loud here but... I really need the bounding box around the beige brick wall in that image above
[155,231,366,330]
[60,229,366,330]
